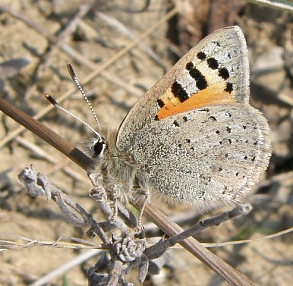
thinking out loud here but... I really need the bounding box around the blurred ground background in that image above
[0,0,292,285]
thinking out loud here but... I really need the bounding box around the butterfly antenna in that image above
[45,94,101,139]
[66,64,101,130]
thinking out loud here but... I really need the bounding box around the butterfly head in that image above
[87,134,107,160]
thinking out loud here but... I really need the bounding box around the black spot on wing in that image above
[186,62,194,70]
[225,82,233,93]
[189,68,201,80]
[207,58,219,69]
[173,120,180,127]
[171,81,189,102]
[197,52,206,60]
[157,99,165,108]
[218,67,230,79]
[196,77,208,90]
[189,68,207,90]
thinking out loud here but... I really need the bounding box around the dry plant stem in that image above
[18,165,109,244]
[144,209,202,232]
[117,203,137,228]
[247,0,293,12]
[19,164,140,250]
[0,99,253,286]
[166,203,252,247]
[145,204,253,260]
[0,234,97,250]
[204,227,293,248]
[19,166,148,285]
[90,186,131,233]
[74,203,110,244]
[0,6,178,149]
[144,203,253,285]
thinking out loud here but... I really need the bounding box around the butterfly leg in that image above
[109,184,120,223]
[87,170,117,221]
[91,170,126,223]
[133,188,150,232]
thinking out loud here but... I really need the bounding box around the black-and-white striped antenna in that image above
[45,64,101,139]
[66,64,101,130]
[45,94,101,139]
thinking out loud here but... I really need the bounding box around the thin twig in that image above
[0,233,99,250]
[203,227,293,248]
[247,0,293,12]
[144,204,253,260]
[143,201,253,286]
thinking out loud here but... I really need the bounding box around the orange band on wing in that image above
[157,84,235,120]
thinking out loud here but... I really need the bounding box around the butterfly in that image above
[85,26,272,213]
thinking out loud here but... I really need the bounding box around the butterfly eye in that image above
[93,139,105,156]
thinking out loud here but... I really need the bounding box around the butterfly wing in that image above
[118,25,249,139]
[116,26,271,211]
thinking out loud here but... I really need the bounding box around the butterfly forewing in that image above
[117,26,249,144]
